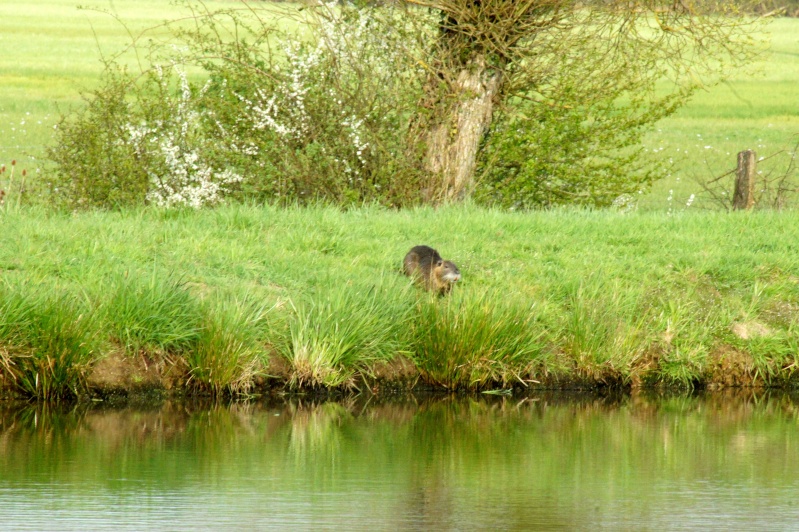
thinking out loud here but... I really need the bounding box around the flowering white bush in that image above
[48,1,426,208]
[611,193,637,214]
[214,0,423,203]
[125,67,241,208]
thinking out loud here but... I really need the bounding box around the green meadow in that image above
[2,2,799,398]
[641,18,799,210]
[3,204,799,397]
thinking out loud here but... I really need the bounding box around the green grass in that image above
[277,283,412,389]
[0,0,278,191]
[103,272,203,356]
[640,18,799,210]
[409,289,547,390]
[187,295,271,395]
[2,203,799,396]
[0,280,99,399]
[2,4,799,397]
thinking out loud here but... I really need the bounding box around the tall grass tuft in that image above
[103,272,202,357]
[0,283,98,399]
[559,280,652,384]
[651,295,716,387]
[185,296,271,396]
[277,282,411,389]
[409,291,546,391]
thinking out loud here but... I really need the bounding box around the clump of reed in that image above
[0,281,98,399]
[275,281,411,389]
[186,296,271,396]
[556,280,653,385]
[104,272,203,356]
[101,272,273,396]
[408,290,547,391]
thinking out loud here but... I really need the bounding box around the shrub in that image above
[48,2,426,209]
[45,0,761,210]
[47,68,149,208]
[189,1,426,206]
[48,64,243,209]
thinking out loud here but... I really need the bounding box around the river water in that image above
[1,391,798,530]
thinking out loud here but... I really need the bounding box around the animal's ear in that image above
[436,260,443,267]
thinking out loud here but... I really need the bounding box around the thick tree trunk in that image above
[423,55,501,202]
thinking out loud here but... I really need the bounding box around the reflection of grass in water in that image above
[287,402,353,463]
[5,392,799,527]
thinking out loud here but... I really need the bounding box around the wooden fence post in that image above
[732,149,757,210]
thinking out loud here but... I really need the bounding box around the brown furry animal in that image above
[403,245,461,295]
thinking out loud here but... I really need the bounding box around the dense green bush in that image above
[48,2,426,209]
[47,69,149,208]
[475,89,681,208]
[192,4,427,206]
[48,65,244,209]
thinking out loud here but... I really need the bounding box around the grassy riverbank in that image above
[2,204,799,398]
[2,3,798,398]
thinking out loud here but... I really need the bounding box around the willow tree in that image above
[404,0,763,203]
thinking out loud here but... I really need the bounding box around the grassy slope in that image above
[2,204,799,395]
[2,4,799,396]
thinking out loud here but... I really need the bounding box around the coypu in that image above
[403,245,461,295]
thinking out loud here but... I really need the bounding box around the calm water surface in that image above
[2,391,799,530]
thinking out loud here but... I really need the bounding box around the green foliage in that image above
[476,92,682,208]
[45,2,426,209]
[8,1,775,210]
[409,291,546,390]
[104,272,202,356]
[276,282,411,389]
[47,64,242,209]
[0,282,98,399]
[186,296,270,395]
[189,1,426,206]
[47,68,149,208]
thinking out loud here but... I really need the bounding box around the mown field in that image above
[1,2,799,398]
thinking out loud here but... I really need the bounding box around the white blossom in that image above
[126,65,241,209]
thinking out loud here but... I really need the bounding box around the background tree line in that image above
[48,0,764,209]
